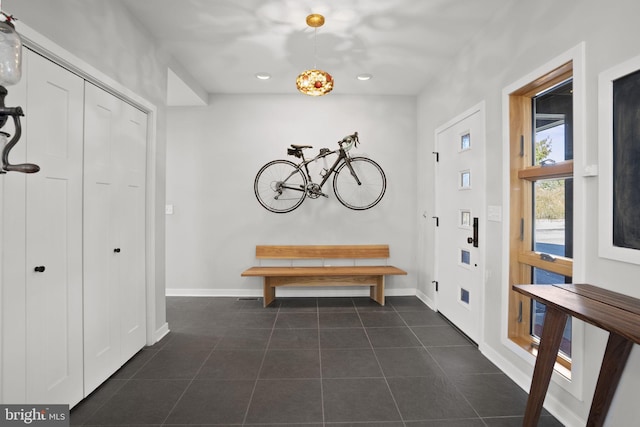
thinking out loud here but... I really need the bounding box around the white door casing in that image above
[434,103,486,344]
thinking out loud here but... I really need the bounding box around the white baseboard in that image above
[153,322,170,344]
[165,287,418,298]
[415,288,435,310]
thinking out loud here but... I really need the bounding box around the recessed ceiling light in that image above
[357,73,373,81]
[255,72,271,80]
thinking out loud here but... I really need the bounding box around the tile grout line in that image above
[355,300,407,427]
[74,338,165,426]
[240,298,279,426]
[317,298,326,427]
[403,309,488,425]
[158,305,229,426]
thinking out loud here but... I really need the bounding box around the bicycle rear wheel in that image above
[254,160,307,213]
[333,157,386,210]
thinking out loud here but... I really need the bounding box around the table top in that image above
[513,284,640,344]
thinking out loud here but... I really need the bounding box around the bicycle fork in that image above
[344,158,362,185]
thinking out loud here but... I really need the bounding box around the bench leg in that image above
[263,277,276,307]
[370,276,385,306]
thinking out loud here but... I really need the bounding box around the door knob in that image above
[113,248,121,253]
[34,266,45,272]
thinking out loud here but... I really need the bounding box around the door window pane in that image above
[460,171,470,189]
[461,249,471,265]
[461,133,471,150]
[460,210,471,227]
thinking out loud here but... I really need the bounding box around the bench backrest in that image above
[255,245,390,259]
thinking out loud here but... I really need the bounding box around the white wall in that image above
[3,0,168,337]
[166,94,417,296]
[416,0,640,425]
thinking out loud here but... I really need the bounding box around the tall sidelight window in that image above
[508,63,574,374]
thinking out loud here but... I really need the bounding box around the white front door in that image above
[434,103,486,344]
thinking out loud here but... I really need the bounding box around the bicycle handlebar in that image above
[338,131,359,151]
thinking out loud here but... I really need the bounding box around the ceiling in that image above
[120,0,509,101]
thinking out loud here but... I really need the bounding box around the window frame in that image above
[507,65,574,372]
[501,43,586,401]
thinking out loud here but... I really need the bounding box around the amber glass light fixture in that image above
[296,14,333,96]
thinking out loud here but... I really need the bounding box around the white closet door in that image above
[83,83,122,394]
[83,83,147,395]
[118,102,147,361]
[24,51,85,406]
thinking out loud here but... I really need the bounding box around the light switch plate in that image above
[488,205,502,222]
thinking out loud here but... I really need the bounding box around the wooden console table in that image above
[513,283,640,427]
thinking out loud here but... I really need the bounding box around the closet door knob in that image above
[113,248,121,253]
[34,266,46,272]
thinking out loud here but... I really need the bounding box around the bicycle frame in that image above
[285,146,360,191]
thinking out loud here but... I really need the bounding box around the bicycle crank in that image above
[306,183,328,199]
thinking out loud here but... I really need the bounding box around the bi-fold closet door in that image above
[1,49,147,406]
[83,82,147,396]
[1,49,85,407]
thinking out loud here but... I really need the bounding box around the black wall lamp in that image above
[0,12,39,174]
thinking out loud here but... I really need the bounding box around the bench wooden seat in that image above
[241,245,407,307]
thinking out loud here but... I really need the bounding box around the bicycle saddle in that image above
[290,144,313,149]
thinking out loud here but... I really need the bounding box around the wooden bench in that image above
[241,245,407,307]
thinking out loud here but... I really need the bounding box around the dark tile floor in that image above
[71,296,564,426]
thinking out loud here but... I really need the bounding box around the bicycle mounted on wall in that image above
[254,132,386,213]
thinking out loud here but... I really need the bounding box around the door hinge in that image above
[432,216,439,227]
[432,280,438,292]
[519,135,525,157]
[519,218,524,241]
[517,300,523,323]
[432,151,439,162]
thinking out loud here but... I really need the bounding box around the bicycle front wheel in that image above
[333,157,386,210]
[254,160,307,213]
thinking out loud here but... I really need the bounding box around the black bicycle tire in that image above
[333,157,386,210]
[254,159,307,213]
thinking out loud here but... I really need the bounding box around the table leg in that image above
[523,306,568,427]
[586,332,633,427]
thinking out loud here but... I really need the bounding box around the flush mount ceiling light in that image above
[357,73,373,81]
[296,14,333,96]
[255,72,271,80]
